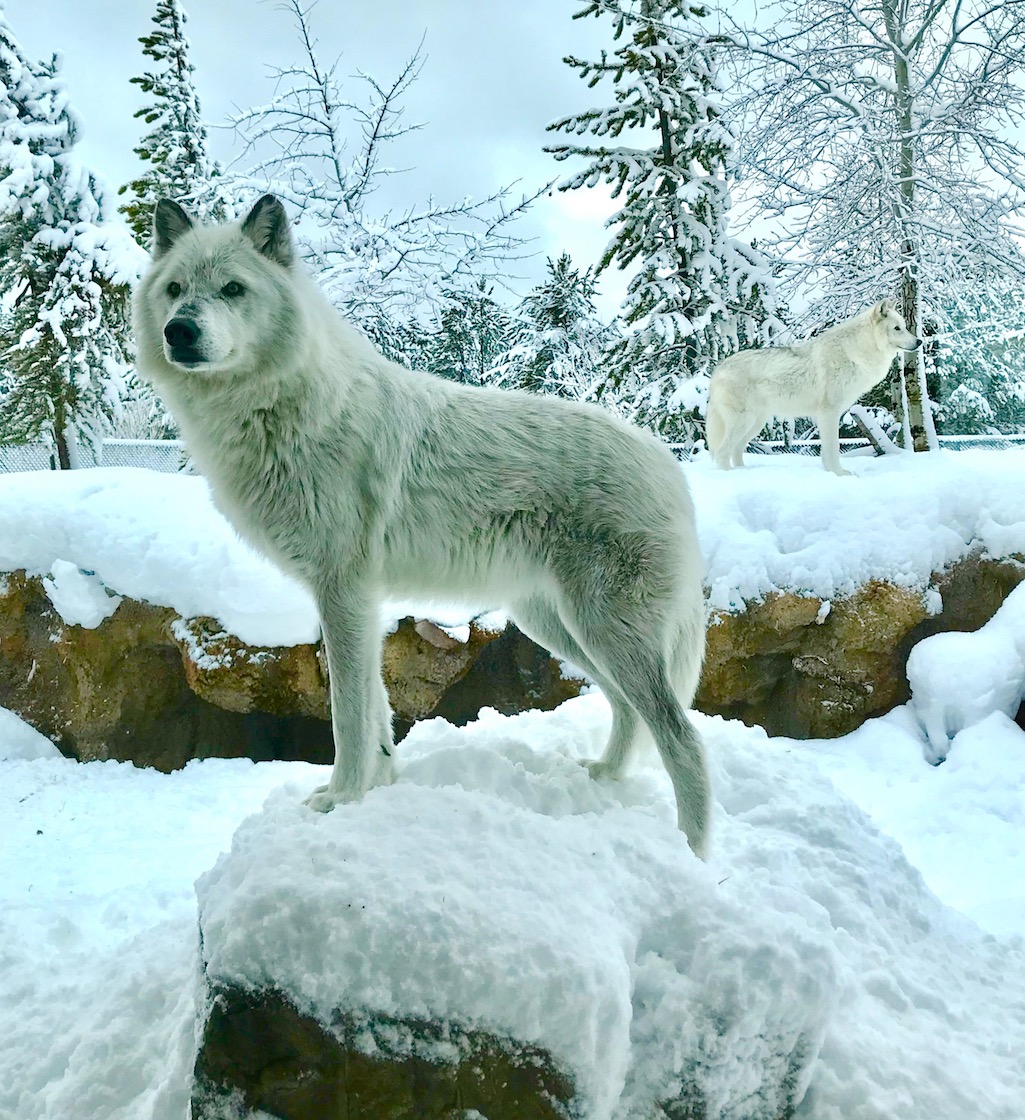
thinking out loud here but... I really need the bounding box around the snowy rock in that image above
[0,572,580,770]
[0,705,59,759]
[908,579,1025,760]
[192,711,841,1120]
[699,554,1025,737]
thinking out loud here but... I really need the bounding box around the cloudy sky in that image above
[10,0,631,310]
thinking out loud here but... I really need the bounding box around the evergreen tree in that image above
[426,282,513,386]
[545,0,776,447]
[119,0,219,243]
[0,16,143,468]
[497,253,616,399]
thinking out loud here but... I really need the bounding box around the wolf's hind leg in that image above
[510,595,641,779]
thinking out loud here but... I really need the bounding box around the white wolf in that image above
[133,195,711,857]
[706,301,921,475]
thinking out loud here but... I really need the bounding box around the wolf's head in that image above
[134,194,299,377]
[871,299,921,353]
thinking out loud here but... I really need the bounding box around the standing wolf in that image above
[133,195,711,857]
[706,300,921,475]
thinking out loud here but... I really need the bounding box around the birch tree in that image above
[721,0,1025,449]
[546,0,777,447]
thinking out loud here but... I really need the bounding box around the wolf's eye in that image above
[222,281,245,298]
[167,281,181,298]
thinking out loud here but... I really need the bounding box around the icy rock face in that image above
[191,988,575,1120]
[192,705,841,1120]
[698,554,1025,738]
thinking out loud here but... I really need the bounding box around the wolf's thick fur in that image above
[706,302,920,475]
[133,196,711,857]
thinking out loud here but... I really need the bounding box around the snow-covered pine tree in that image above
[496,253,617,400]
[426,281,513,386]
[722,0,1025,450]
[545,0,776,448]
[0,16,144,468]
[119,0,222,243]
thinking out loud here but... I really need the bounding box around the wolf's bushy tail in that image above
[705,392,725,456]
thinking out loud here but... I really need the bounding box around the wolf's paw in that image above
[582,758,624,782]
[303,785,354,813]
[373,751,399,787]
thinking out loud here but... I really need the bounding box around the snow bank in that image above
[3,700,1023,1119]
[0,705,61,760]
[195,699,1025,1120]
[0,467,318,646]
[4,449,1025,645]
[906,580,1025,760]
[691,448,1025,611]
[785,703,1025,937]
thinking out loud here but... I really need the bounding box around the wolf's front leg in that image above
[817,409,850,476]
[305,580,392,813]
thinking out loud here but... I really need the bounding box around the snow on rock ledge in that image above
[192,698,1025,1120]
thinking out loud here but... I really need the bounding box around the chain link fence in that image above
[0,439,189,473]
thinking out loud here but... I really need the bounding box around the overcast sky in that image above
[11,0,631,311]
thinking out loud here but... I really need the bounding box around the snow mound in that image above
[691,449,1025,610]
[0,706,60,760]
[907,580,1025,759]
[196,699,1025,1120]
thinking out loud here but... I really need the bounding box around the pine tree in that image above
[426,282,513,386]
[545,0,776,447]
[0,16,144,468]
[119,0,219,243]
[497,253,615,399]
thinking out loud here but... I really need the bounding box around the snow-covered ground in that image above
[2,450,1025,1118]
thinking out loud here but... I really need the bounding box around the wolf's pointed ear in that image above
[873,298,893,320]
[153,200,194,257]
[241,195,293,268]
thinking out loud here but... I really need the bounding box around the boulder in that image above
[2,551,1022,763]
[0,572,582,768]
[192,987,574,1120]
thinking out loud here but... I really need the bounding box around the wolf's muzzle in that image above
[164,316,203,365]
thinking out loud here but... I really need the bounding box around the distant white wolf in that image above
[133,195,712,857]
[706,301,921,475]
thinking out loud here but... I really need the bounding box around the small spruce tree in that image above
[119,0,220,243]
[0,15,143,467]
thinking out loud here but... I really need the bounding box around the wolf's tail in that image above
[705,391,725,456]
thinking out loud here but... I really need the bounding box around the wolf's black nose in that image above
[164,317,200,349]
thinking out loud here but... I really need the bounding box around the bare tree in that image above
[224,0,543,353]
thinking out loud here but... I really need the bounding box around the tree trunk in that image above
[884,0,934,451]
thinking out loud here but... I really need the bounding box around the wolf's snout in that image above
[164,317,200,349]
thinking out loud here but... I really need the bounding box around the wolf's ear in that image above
[873,298,893,320]
[153,200,194,258]
[241,195,294,268]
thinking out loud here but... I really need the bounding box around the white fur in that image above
[706,302,920,475]
[133,196,712,857]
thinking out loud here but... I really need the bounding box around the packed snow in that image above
[2,449,1025,1118]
